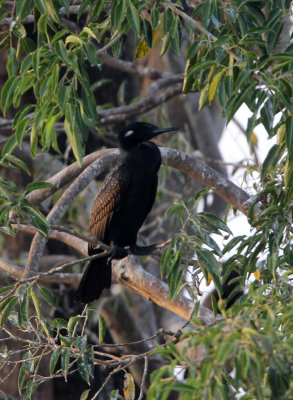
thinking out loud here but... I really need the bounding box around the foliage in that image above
[0,0,292,399]
[158,163,293,398]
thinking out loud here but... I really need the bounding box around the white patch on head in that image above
[125,130,134,137]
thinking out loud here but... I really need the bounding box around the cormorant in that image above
[76,122,178,303]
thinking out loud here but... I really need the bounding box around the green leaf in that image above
[223,235,246,254]
[198,85,209,111]
[64,102,84,166]
[1,296,18,326]
[127,0,140,36]
[98,314,106,344]
[168,250,182,278]
[225,82,255,123]
[91,0,107,21]
[150,6,159,29]
[85,346,94,379]
[54,40,69,65]
[161,246,173,277]
[57,86,70,114]
[51,317,68,330]
[18,365,26,394]
[1,76,20,116]
[61,347,71,381]
[30,288,41,319]
[16,0,34,19]
[285,116,293,165]
[20,53,33,75]
[77,356,90,385]
[261,144,285,180]
[15,119,30,146]
[196,248,222,295]
[0,286,13,296]
[197,212,232,235]
[7,48,18,78]
[80,389,91,400]
[166,203,185,218]
[30,123,38,158]
[38,286,55,307]
[65,34,84,46]
[187,60,217,76]
[24,181,55,194]
[110,390,119,400]
[111,0,125,30]
[22,204,50,235]
[67,315,82,336]
[163,8,173,35]
[4,155,30,175]
[49,346,62,375]
[160,35,169,57]
[18,292,29,327]
[142,18,152,48]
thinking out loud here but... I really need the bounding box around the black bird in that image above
[76,122,178,303]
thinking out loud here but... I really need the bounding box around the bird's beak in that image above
[151,126,179,138]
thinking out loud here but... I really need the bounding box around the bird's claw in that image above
[107,244,128,264]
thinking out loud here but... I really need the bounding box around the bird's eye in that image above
[125,130,134,137]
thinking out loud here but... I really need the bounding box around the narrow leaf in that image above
[209,70,224,103]
[98,314,106,344]
[61,347,70,382]
[127,0,141,36]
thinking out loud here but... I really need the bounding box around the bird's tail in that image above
[76,255,111,303]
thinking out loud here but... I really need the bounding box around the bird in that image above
[76,122,178,303]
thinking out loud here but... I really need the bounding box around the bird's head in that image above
[118,122,178,151]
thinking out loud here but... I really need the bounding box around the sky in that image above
[219,104,276,237]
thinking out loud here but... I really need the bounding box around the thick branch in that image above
[27,149,118,205]
[112,256,220,325]
[0,257,81,285]
[160,148,250,215]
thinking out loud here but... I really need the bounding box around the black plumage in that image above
[76,122,178,303]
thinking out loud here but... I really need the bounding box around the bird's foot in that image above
[107,244,128,264]
[129,243,158,256]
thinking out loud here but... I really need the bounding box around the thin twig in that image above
[138,356,149,400]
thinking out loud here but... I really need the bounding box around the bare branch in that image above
[138,356,149,400]
[98,81,183,124]
[97,52,172,80]
[27,149,119,205]
[160,147,250,215]
[112,256,220,325]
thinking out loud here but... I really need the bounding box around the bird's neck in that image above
[122,141,161,168]
[120,140,157,153]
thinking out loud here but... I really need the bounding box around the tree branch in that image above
[98,80,183,124]
[160,148,250,215]
[112,256,220,325]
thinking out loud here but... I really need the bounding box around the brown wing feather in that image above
[88,166,130,252]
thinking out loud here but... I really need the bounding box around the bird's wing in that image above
[145,175,158,218]
[88,165,130,250]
